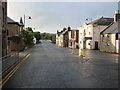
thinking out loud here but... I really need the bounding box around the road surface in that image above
[3,40,118,88]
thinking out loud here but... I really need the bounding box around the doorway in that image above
[95,41,98,50]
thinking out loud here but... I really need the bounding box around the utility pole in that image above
[23,14,32,29]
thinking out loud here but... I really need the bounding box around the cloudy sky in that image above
[8,2,118,33]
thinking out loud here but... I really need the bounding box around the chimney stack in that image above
[114,10,120,22]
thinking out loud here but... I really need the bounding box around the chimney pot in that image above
[114,10,120,22]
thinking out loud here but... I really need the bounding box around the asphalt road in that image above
[3,40,118,88]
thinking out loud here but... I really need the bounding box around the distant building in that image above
[78,17,113,50]
[0,1,8,58]
[56,27,70,47]
[56,30,61,46]
[68,29,79,49]
[7,17,24,51]
[100,10,120,53]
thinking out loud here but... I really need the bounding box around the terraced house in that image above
[100,10,120,53]
[56,27,70,47]
[78,17,113,50]
[68,29,79,49]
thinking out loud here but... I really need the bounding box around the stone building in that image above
[56,30,61,46]
[0,1,8,58]
[100,10,120,53]
[56,27,70,47]
[7,17,24,51]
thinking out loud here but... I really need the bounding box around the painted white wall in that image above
[78,25,85,49]
[84,24,93,49]
[86,40,92,49]
[116,40,119,53]
[78,23,108,50]
[78,24,93,49]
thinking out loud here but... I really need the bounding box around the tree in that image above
[44,33,52,40]
[26,27,33,32]
[33,32,41,41]
[21,27,34,47]
[40,33,56,40]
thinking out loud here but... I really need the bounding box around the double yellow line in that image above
[0,53,31,88]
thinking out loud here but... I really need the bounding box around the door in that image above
[95,41,98,50]
[83,41,86,49]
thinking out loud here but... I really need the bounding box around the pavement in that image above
[2,50,30,78]
[3,40,118,88]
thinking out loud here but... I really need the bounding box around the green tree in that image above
[22,27,34,47]
[44,33,52,40]
[33,32,41,41]
[26,27,33,32]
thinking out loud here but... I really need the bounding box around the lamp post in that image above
[24,15,32,29]
[86,18,92,22]
[85,18,92,25]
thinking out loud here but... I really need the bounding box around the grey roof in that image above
[88,17,114,25]
[101,20,120,34]
[57,29,68,36]
[70,29,78,31]
[7,17,18,24]
[57,31,61,36]
[61,30,68,35]
[7,17,24,26]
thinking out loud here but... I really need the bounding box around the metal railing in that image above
[0,52,20,76]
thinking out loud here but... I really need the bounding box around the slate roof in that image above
[88,17,114,25]
[7,17,24,26]
[57,31,61,36]
[61,30,68,35]
[70,29,79,31]
[7,17,18,24]
[101,20,120,34]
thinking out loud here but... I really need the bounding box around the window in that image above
[71,42,72,46]
[116,33,118,40]
[71,31,74,38]
[107,43,110,46]
[106,34,111,46]
[2,7,4,28]
[8,40,10,46]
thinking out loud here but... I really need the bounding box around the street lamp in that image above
[86,18,92,23]
[24,15,32,29]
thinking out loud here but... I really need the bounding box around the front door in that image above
[95,41,98,50]
[83,41,86,49]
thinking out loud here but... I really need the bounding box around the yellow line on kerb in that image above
[0,53,31,88]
